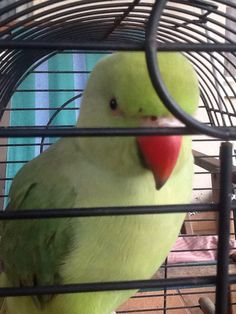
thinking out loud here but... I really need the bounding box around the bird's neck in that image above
[77,137,144,176]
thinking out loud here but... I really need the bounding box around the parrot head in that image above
[78,52,199,189]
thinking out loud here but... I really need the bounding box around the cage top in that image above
[0,0,235,137]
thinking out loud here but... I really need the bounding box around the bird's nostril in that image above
[151,116,157,121]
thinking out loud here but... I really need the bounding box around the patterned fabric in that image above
[5,53,106,206]
[168,235,236,263]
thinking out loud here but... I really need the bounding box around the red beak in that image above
[137,135,182,190]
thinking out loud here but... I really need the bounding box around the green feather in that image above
[0,52,199,314]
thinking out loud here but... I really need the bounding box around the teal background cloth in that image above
[5,53,106,206]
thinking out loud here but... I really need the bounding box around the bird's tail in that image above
[0,298,7,314]
[0,273,8,314]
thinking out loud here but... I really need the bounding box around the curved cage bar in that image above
[145,0,236,139]
[0,0,234,136]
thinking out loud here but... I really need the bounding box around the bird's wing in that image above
[0,147,77,309]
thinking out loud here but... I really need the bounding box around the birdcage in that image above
[0,1,235,313]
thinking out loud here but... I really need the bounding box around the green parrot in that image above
[0,52,199,314]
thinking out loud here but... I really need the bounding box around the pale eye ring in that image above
[109,98,118,111]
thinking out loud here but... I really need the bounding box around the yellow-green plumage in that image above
[0,52,199,314]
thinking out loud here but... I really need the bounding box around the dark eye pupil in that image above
[110,98,118,110]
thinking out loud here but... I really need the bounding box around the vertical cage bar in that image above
[215,142,233,314]
[163,258,168,314]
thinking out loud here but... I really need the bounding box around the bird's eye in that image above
[109,98,118,111]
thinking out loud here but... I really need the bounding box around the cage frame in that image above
[0,1,235,313]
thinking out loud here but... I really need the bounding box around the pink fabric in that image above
[168,235,236,264]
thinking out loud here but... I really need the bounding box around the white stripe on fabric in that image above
[35,60,49,156]
[73,53,88,121]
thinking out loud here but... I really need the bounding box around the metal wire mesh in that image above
[0,1,235,314]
